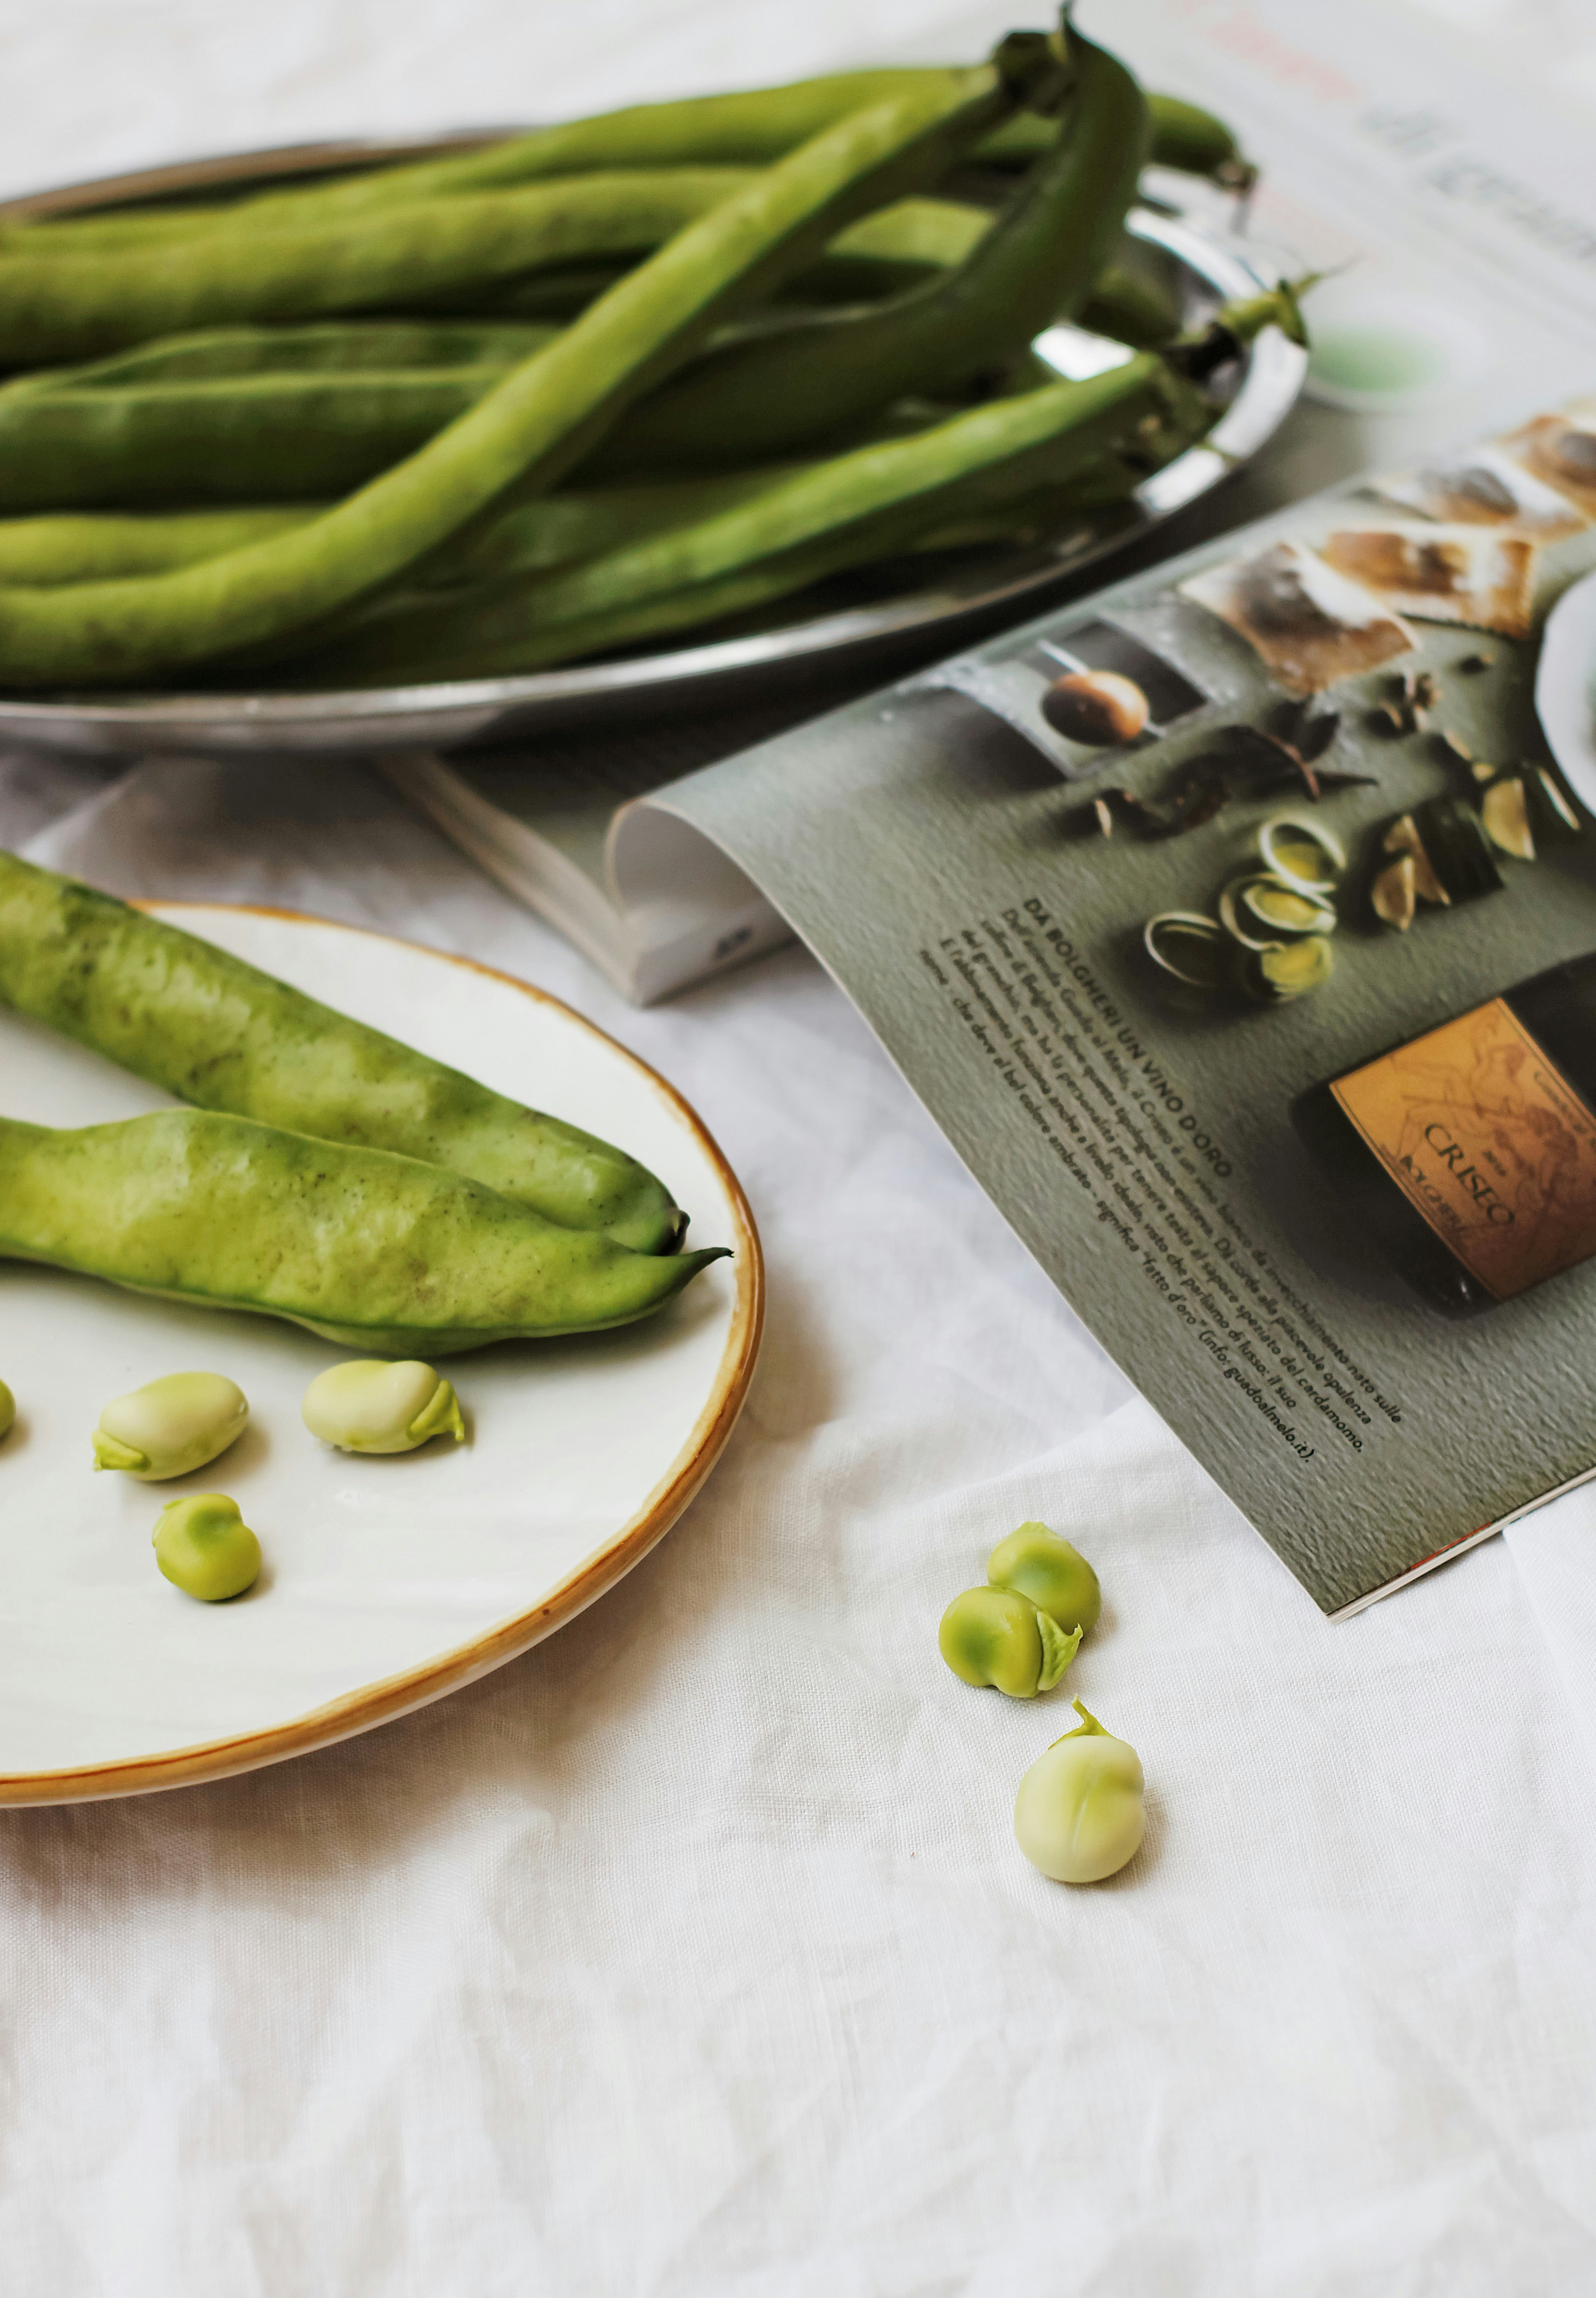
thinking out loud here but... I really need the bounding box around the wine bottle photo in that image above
[1293,954,1596,1317]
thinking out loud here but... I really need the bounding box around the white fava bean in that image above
[1013,1701,1146,1884]
[0,1378,14,1442]
[93,1371,249,1481]
[302,1359,465,1455]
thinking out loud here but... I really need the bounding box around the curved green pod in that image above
[466,207,986,323]
[0,471,787,588]
[0,852,687,1253]
[0,507,319,585]
[4,319,559,389]
[581,26,1149,473]
[0,1109,727,1355]
[1078,264,1184,349]
[281,352,1204,685]
[0,173,755,368]
[981,89,1253,183]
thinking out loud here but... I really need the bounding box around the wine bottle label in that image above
[1330,996,1596,1301]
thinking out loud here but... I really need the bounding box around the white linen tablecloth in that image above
[4,2,1596,2286]
[4,750,1595,2294]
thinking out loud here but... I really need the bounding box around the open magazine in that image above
[407,385,1596,1616]
[647,397,1596,1617]
[383,0,1596,1613]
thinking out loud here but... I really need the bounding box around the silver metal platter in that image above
[0,140,1306,755]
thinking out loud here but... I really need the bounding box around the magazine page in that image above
[934,0,1596,478]
[642,395,1596,1614]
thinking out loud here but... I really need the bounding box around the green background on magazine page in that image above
[661,480,1596,1613]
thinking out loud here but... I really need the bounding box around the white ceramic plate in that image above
[0,907,762,1803]
[1537,567,1596,815]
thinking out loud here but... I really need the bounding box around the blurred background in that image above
[1,0,1591,204]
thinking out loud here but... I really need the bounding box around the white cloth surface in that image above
[5,0,1596,2284]
[3,750,1596,2294]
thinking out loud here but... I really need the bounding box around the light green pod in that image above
[152,1492,262,1602]
[1013,1701,1145,1883]
[93,1369,249,1480]
[303,1359,464,1454]
[987,1522,1101,1635]
[0,1107,726,1356]
[0,1378,14,1441]
[937,1585,1080,1699]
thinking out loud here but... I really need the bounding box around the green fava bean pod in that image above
[986,1522,1101,1635]
[302,1360,465,1454]
[281,355,1205,685]
[1,64,1244,245]
[938,1585,1081,1700]
[585,24,1147,474]
[0,367,527,513]
[153,1493,262,1603]
[0,318,559,387]
[0,1107,727,1355]
[0,506,319,586]
[0,853,685,1253]
[1013,1701,1146,1883]
[0,1378,14,1441]
[93,1369,249,1480]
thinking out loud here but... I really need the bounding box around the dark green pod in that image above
[585,25,1149,474]
[15,319,559,387]
[982,89,1254,186]
[0,173,755,367]
[0,853,687,1253]
[0,1109,727,1355]
[280,356,1208,686]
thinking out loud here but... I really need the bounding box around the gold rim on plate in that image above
[0,905,764,1805]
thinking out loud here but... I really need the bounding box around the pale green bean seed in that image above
[302,1359,465,1455]
[0,1378,14,1441]
[93,1370,248,1480]
[938,1585,1080,1699]
[987,1523,1101,1634]
[1013,1702,1146,1883]
[153,1492,262,1602]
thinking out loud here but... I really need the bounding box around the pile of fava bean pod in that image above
[0,18,1286,693]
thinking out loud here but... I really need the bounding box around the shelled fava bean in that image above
[1013,1702,1146,1882]
[938,1523,1146,1884]
[0,22,1273,692]
[93,1369,249,1480]
[938,1522,1100,1699]
[153,1492,262,1602]
[301,1359,465,1454]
